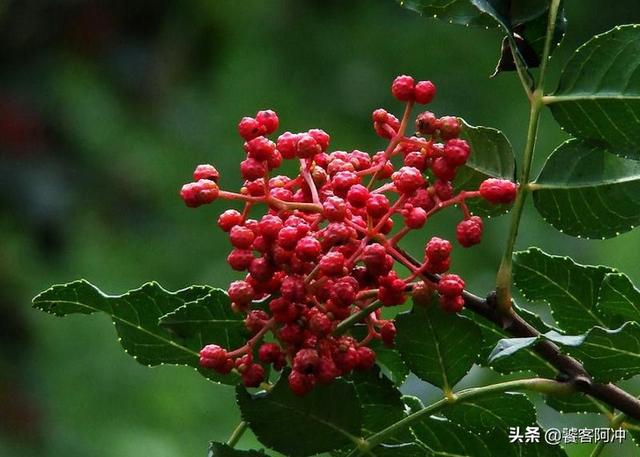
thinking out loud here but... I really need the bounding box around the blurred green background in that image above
[2,1,640,456]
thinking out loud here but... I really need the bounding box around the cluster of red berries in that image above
[182,75,517,395]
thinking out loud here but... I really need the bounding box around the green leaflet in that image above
[532,140,640,239]
[513,248,620,332]
[237,374,363,457]
[597,272,640,323]
[490,322,640,383]
[395,302,481,391]
[548,25,640,159]
[32,280,242,384]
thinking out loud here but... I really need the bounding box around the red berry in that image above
[245,136,276,162]
[229,225,255,249]
[456,216,483,247]
[258,214,283,240]
[411,188,435,211]
[238,116,264,141]
[426,257,451,274]
[372,152,394,178]
[180,179,219,208]
[252,235,270,253]
[289,370,316,396]
[479,178,517,204]
[355,346,376,370]
[244,178,266,196]
[255,109,279,134]
[334,346,359,373]
[218,209,243,232]
[440,295,465,313]
[403,206,427,229]
[228,280,255,306]
[267,149,282,170]
[391,75,415,102]
[297,134,321,159]
[319,251,346,276]
[280,275,306,302]
[323,196,347,222]
[277,225,301,250]
[277,132,300,160]
[363,243,390,275]
[295,236,322,261]
[433,180,454,200]
[380,322,396,346]
[378,285,405,306]
[316,357,339,384]
[308,309,333,336]
[242,363,265,387]
[258,343,282,363]
[245,310,269,335]
[425,237,452,262]
[269,298,299,323]
[240,158,267,181]
[293,348,320,374]
[249,257,274,282]
[193,164,220,182]
[199,344,230,371]
[331,171,360,197]
[414,80,436,104]
[416,111,439,135]
[437,274,465,297]
[438,116,461,140]
[308,128,330,151]
[431,157,457,181]
[372,108,389,123]
[392,166,425,194]
[347,184,370,208]
[227,249,254,271]
[366,194,390,218]
[404,151,427,171]
[444,139,470,166]
[330,276,359,307]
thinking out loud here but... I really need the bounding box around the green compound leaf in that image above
[597,272,640,323]
[159,289,246,354]
[548,25,640,159]
[455,119,516,216]
[472,304,556,377]
[395,302,481,391]
[237,374,363,457]
[513,248,621,332]
[532,139,640,239]
[208,443,268,457]
[32,280,224,368]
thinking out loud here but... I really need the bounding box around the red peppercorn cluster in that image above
[181,75,517,394]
